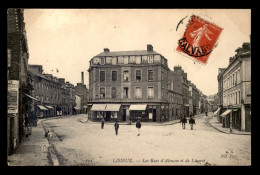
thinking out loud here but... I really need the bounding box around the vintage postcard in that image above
[7,9,251,166]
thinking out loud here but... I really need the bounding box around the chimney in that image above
[81,72,84,85]
[104,48,110,52]
[242,42,250,51]
[147,44,153,51]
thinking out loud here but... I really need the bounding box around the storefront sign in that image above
[8,80,19,114]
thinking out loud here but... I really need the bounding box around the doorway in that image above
[105,111,111,121]
[152,109,156,122]
[122,109,126,121]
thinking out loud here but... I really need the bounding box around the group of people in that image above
[101,118,142,136]
[180,113,196,130]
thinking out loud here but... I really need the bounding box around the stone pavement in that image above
[208,115,251,135]
[7,121,52,166]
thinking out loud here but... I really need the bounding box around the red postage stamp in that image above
[176,15,223,64]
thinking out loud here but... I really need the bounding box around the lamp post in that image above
[229,104,233,133]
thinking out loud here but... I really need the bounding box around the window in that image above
[101,57,105,65]
[100,88,105,98]
[235,92,237,104]
[100,71,105,82]
[112,71,117,81]
[238,91,240,104]
[136,70,141,81]
[148,70,154,81]
[237,69,240,83]
[8,49,11,67]
[148,55,154,63]
[123,87,128,98]
[148,87,154,98]
[135,87,142,98]
[234,72,237,85]
[123,71,129,82]
[112,87,117,98]
[232,74,235,86]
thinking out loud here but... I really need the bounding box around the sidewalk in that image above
[7,121,52,166]
[208,115,251,135]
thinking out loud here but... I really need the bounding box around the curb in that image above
[207,116,251,135]
[40,120,60,166]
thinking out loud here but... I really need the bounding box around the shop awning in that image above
[220,109,232,117]
[45,105,54,109]
[129,104,147,111]
[90,104,106,111]
[37,105,48,110]
[104,104,121,111]
[23,93,40,101]
[213,108,221,115]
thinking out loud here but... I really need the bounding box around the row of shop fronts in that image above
[214,104,251,132]
[88,103,172,123]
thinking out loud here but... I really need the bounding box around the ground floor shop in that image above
[219,104,251,132]
[89,103,173,123]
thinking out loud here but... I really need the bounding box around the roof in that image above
[28,67,49,81]
[95,50,160,57]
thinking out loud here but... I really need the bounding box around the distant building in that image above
[74,72,89,114]
[28,65,76,119]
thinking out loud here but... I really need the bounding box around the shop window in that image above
[100,88,105,98]
[112,71,117,81]
[123,71,129,82]
[111,112,117,118]
[136,70,141,81]
[100,71,105,82]
[148,70,154,81]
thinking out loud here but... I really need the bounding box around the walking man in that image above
[136,120,141,136]
[189,116,196,130]
[101,118,105,129]
[114,120,119,135]
[181,114,187,129]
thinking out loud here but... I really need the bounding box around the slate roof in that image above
[95,50,160,57]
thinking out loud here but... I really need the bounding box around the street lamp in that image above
[228,103,232,133]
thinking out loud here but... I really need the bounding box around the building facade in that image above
[28,65,76,119]
[7,8,30,155]
[88,45,171,122]
[88,45,204,122]
[219,42,251,131]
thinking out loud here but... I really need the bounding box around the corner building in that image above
[88,45,170,122]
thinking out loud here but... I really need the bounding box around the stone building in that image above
[88,45,203,122]
[219,42,251,131]
[28,65,76,118]
[168,68,183,120]
[88,45,170,122]
[7,8,30,155]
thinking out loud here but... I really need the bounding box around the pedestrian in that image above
[101,118,105,129]
[136,120,141,136]
[23,125,30,140]
[181,114,187,129]
[189,116,196,130]
[114,120,119,135]
[205,111,208,116]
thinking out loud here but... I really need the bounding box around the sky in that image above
[23,9,251,96]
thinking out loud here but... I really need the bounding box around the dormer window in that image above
[101,57,105,65]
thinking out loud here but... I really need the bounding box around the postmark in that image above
[176,15,223,65]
